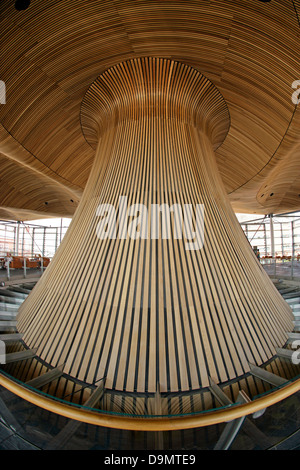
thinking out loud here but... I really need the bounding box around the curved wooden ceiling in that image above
[0,0,300,220]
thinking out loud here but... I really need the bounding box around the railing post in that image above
[291,220,295,278]
[6,259,10,281]
[269,214,275,275]
[264,223,267,258]
[15,221,20,256]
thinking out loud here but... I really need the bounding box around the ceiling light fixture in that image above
[14,0,31,11]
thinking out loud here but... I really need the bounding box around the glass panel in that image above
[0,370,300,450]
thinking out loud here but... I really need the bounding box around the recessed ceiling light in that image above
[15,0,31,11]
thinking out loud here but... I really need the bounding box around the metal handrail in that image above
[0,371,300,431]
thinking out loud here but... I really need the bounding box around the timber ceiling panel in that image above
[0,0,300,219]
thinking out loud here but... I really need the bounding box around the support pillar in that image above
[291,221,295,278]
[269,213,275,259]
[15,221,20,257]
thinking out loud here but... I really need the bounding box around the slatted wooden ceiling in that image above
[0,0,300,220]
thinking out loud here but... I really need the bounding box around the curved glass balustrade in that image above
[0,369,300,450]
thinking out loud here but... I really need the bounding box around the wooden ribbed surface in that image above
[0,0,300,219]
[17,59,293,393]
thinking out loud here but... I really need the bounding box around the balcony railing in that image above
[0,368,300,450]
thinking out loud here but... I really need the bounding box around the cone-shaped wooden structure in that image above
[17,58,293,393]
